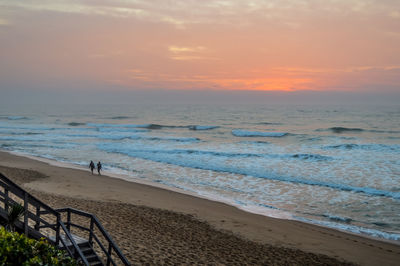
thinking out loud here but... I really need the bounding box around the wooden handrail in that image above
[0,173,89,264]
[56,207,130,266]
[0,173,59,216]
[0,172,131,265]
[59,220,90,265]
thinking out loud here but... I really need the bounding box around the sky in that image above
[0,0,400,104]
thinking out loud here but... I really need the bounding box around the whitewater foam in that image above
[232,130,288,137]
[324,143,400,153]
[295,216,400,241]
[96,143,400,200]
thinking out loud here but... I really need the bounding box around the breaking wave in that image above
[254,122,283,125]
[232,130,288,137]
[189,125,219,130]
[324,143,400,153]
[96,127,148,133]
[67,122,86,126]
[369,129,400,134]
[295,216,400,241]
[10,132,43,135]
[291,154,331,161]
[87,123,161,129]
[326,127,364,133]
[317,127,400,134]
[98,135,200,143]
[6,116,29,120]
[239,140,270,145]
[130,136,200,143]
[88,123,185,130]
[110,116,131,120]
[322,214,352,223]
[89,122,222,131]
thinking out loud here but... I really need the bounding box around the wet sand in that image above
[1,150,400,265]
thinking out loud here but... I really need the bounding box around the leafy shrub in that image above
[0,227,77,265]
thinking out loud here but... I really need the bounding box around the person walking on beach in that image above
[97,161,102,175]
[89,160,95,175]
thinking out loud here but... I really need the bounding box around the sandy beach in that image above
[1,151,399,265]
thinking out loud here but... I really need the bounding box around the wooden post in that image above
[24,191,29,235]
[35,206,40,231]
[89,217,94,245]
[67,210,71,231]
[106,242,112,266]
[4,189,9,212]
[56,214,60,246]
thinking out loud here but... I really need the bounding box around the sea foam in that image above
[232,130,288,137]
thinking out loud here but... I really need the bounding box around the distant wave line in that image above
[232,130,289,137]
[316,127,400,134]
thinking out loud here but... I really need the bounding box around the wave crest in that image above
[316,127,364,133]
[189,125,219,130]
[68,122,86,126]
[325,143,400,152]
[291,154,331,161]
[110,116,130,120]
[323,214,352,223]
[232,130,288,137]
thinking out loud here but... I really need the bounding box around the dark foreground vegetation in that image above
[0,227,77,265]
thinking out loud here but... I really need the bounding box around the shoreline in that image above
[1,150,400,265]
[6,150,297,220]
[4,149,399,242]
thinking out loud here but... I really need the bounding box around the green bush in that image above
[0,227,77,265]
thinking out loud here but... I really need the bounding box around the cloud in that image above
[161,16,186,29]
[345,65,400,72]
[2,0,399,28]
[167,46,214,61]
[389,10,400,18]
[0,1,148,18]
[168,46,205,53]
[0,18,10,25]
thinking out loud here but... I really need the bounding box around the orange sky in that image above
[0,0,399,95]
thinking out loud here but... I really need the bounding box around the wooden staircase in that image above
[49,233,103,265]
[0,172,130,266]
[80,242,102,266]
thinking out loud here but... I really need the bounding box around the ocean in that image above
[0,103,399,241]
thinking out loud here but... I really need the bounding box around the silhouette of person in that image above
[89,160,95,175]
[97,161,102,175]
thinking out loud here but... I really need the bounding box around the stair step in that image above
[49,234,89,248]
[78,242,91,248]
[86,253,101,262]
[81,248,93,255]
[83,251,93,256]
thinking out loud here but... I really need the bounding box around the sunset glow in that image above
[1,0,399,97]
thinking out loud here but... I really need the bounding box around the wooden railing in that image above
[56,207,130,266]
[0,172,129,265]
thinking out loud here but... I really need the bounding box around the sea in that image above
[0,103,399,242]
